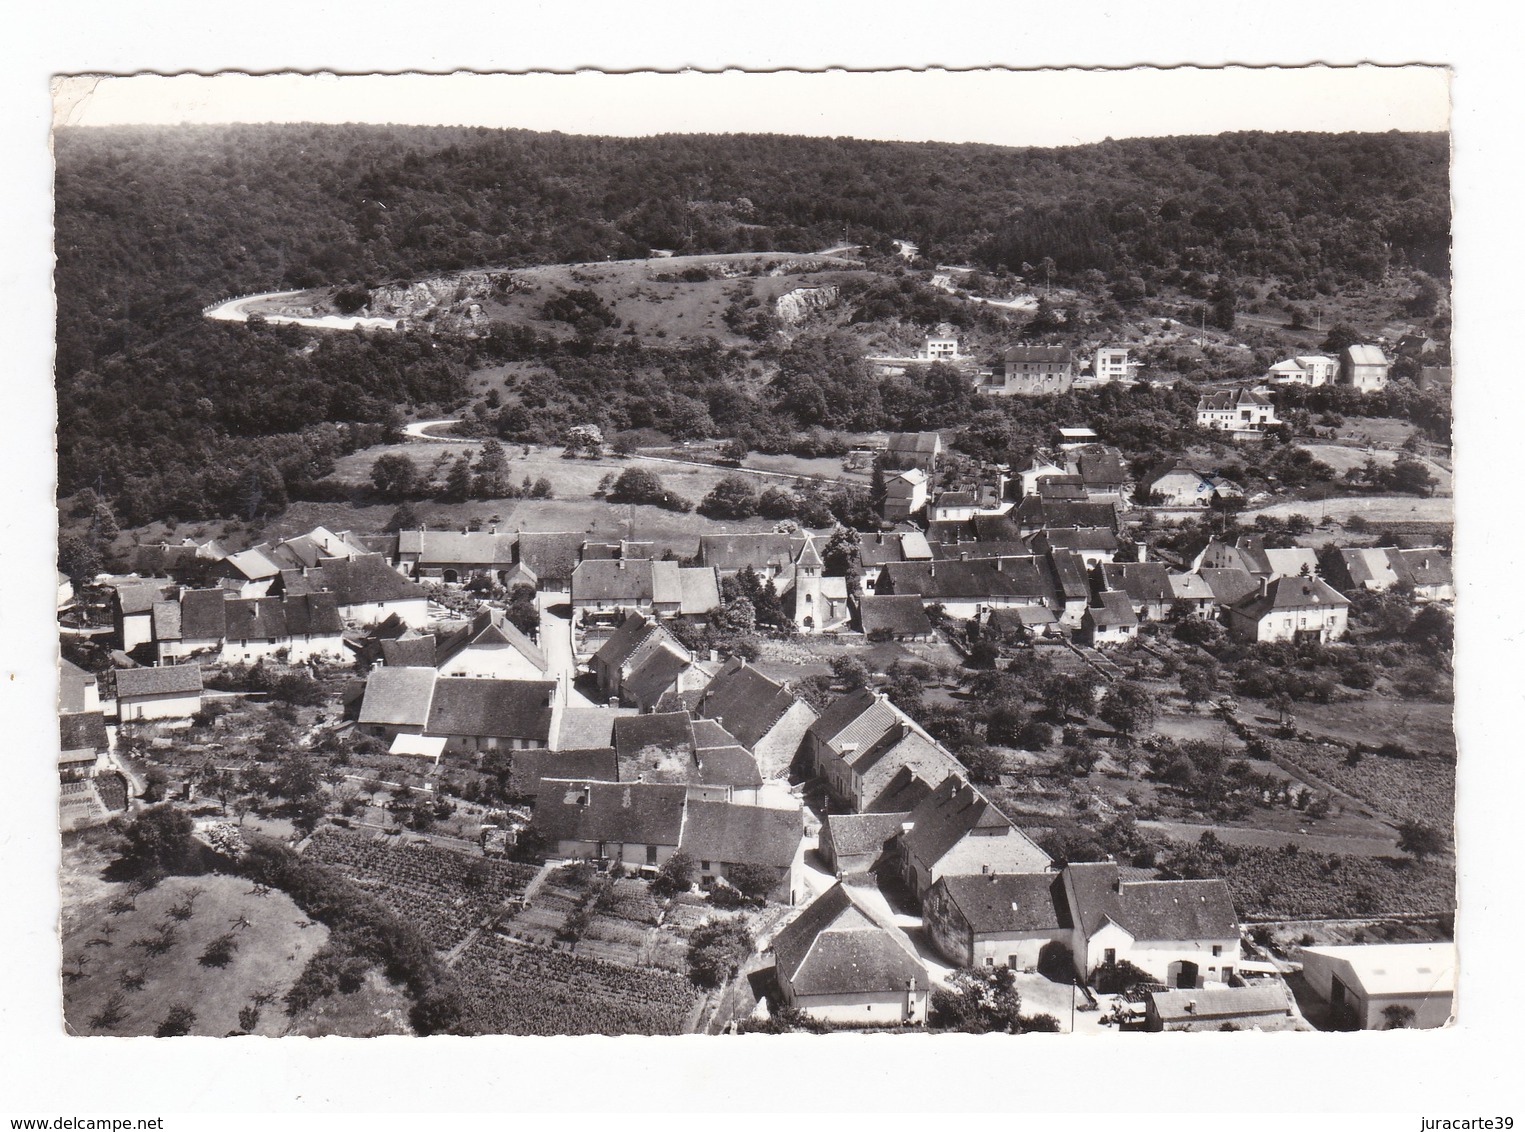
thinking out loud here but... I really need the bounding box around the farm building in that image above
[770,883,929,1026]
[1297,943,1455,1031]
[923,871,1070,971]
[894,777,1052,903]
[692,658,818,779]
[1226,576,1351,644]
[114,663,204,721]
[679,799,806,903]
[532,780,688,871]
[819,811,910,878]
[858,594,935,641]
[1081,590,1138,646]
[1144,984,1299,1032]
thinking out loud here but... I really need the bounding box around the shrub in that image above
[155,1004,197,1037]
[686,918,753,988]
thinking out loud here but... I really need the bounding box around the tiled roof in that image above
[59,661,97,714]
[880,560,1038,603]
[426,678,556,741]
[696,660,808,751]
[223,548,283,581]
[114,582,170,616]
[622,644,694,708]
[885,431,941,455]
[772,884,927,997]
[1002,346,1072,364]
[858,594,933,638]
[1012,499,1119,531]
[1101,562,1174,605]
[680,800,801,866]
[1168,573,1215,602]
[60,711,110,752]
[573,559,654,604]
[1148,984,1290,1023]
[151,600,183,642]
[853,729,965,812]
[514,532,582,583]
[1389,547,1452,588]
[698,533,794,572]
[115,664,203,698]
[937,872,1070,934]
[1118,879,1239,942]
[399,530,516,566]
[823,811,911,859]
[555,707,637,750]
[1065,862,1239,942]
[532,780,687,847]
[678,566,721,614]
[381,635,438,668]
[900,776,1042,873]
[1085,590,1139,629]
[1232,576,1351,620]
[286,554,426,605]
[613,711,695,761]
[357,666,437,728]
[508,747,619,797]
[1199,567,1260,606]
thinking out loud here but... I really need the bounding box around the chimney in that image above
[618,559,626,571]
[1259,576,1269,598]
[1137,542,1147,564]
[608,697,620,709]
[709,649,720,664]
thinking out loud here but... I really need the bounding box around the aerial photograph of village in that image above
[52,69,1457,1040]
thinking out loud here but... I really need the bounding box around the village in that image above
[56,320,1456,1038]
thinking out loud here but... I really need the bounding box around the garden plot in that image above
[454,932,697,1035]
[302,828,537,951]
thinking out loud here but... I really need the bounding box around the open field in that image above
[1297,442,1452,494]
[61,871,329,1037]
[1243,495,1453,525]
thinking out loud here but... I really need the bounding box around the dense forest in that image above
[55,125,1450,525]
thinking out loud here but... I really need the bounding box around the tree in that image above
[652,850,695,897]
[1045,669,1100,721]
[1382,1003,1417,1030]
[724,862,779,901]
[608,467,666,505]
[956,743,1004,785]
[686,918,754,989]
[439,454,474,503]
[369,453,418,501]
[58,534,103,588]
[114,805,196,877]
[472,439,511,498]
[929,965,1026,1033]
[1179,665,1218,710]
[384,502,422,533]
[830,655,871,693]
[155,1003,198,1038]
[1396,820,1447,864]
[1098,681,1158,742]
[756,485,797,519]
[699,474,760,520]
[562,423,605,458]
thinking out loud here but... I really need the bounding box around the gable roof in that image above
[937,872,1070,934]
[1085,590,1139,628]
[1075,447,1127,488]
[514,532,582,582]
[434,609,547,673]
[284,554,425,605]
[59,661,97,714]
[1002,345,1072,364]
[399,530,516,566]
[772,883,928,996]
[1232,575,1351,621]
[1065,862,1239,942]
[508,747,619,797]
[222,548,282,581]
[677,566,721,613]
[1012,499,1119,531]
[381,634,439,668]
[823,811,911,860]
[60,711,110,753]
[1389,547,1453,588]
[114,582,170,616]
[357,666,438,728]
[698,533,795,573]
[859,594,934,638]
[1100,562,1174,605]
[555,706,638,751]
[613,712,696,776]
[115,664,203,698]
[425,678,556,741]
[900,776,1048,873]
[1168,572,1216,602]
[1344,344,1389,367]
[680,800,802,867]
[532,780,688,847]
[880,560,1039,603]
[886,431,941,455]
[1300,942,1456,997]
[1148,984,1291,1024]
[1198,567,1260,606]
[623,644,695,708]
[852,729,967,812]
[696,659,811,751]
[1197,387,1273,412]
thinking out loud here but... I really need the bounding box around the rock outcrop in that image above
[775,285,840,326]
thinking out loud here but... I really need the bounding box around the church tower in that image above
[793,534,824,633]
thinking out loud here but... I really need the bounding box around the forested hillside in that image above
[54,125,1450,527]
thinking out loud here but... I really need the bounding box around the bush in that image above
[687,918,753,988]
[652,850,695,898]
[155,1004,197,1038]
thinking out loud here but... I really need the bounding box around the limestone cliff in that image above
[775,285,840,326]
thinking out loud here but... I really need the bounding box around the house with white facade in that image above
[1062,861,1241,988]
[882,467,930,521]
[1340,344,1392,392]
[115,663,204,722]
[770,883,929,1026]
[1297,942,1455,1031]
[1091,346,1135,385]
[895,776,1052,903]
[1196,387,1280,436]
[278,554,430,628]
[1226,575,1351,643]
[923,871,1069,971]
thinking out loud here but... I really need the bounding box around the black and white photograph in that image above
[6,6,1522,1118]
[48,64,1460,1041]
